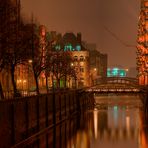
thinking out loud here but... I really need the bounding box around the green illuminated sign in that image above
[107,68,126,77]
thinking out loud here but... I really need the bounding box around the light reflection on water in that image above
[67,94,148,148]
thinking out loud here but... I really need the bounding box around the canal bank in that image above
[0,89,94,148]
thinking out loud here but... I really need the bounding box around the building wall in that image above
[72,51,90,87]
[88,49,108,85]
[53,32,91,88]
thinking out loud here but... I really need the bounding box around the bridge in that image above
[86,77,141,93]
[97,77,138,86]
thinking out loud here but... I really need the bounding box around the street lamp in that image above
[93,68,97,85]
[28,59,32,64]
[28,59,33,91]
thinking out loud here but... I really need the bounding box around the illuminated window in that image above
[80,78,84,81]
[55,45,61,50]
[64,44,73,51]
[80,67,84,72]
[107,68,126,77]
[80,56,84,61]
[119,69,126,77]
[76,45,81,51]
[112,68,119,76]
[107,69,111,77]
[74,56,78,61]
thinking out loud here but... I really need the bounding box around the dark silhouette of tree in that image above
[0,0,34,97]
[1,23,34,97]
[26,23,41,95]
[49,51,76,88]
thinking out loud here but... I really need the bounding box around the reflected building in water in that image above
[57,95,147,148]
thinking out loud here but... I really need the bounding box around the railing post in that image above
[52,84,56,148]
[25,100,29,138]
[36,96,40,148]
[45,95,49,148]
[59,94,62,121]
[65,94,67,118]
[10,103,15,145]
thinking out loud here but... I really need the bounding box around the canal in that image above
[61,94,147,148]
[17,93,148,148]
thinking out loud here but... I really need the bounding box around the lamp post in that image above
[93,68,97,85]
[28,59,32,92]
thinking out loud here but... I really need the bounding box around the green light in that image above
[107,68,127,77]
[76,45,81,51]
[114,106,118,111]
[55,45,61,50]
[119,69,126,77]
[112,68,118,76]
[107,69,111,77]
[64,44,73,51]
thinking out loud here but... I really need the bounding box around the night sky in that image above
[21,0,140,68]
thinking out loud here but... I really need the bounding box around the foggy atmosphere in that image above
[0,0,148,148]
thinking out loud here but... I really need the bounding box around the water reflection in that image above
[139,110,148,148]
[66,95,148,148]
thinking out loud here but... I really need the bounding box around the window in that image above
[80,78,84,81]
[76,45,81,51]
[80,67,84,72]
[80,56,84,61]
[74,56,78,61]
[55,45,61,50]
[64,44,73,51]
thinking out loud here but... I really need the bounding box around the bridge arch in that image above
[86,77,140,93]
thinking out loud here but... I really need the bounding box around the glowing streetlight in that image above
[28,59,32,63]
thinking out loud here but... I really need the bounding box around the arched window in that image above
[74,56,78,61]
[80,66,84,72]
[80,55,84,61]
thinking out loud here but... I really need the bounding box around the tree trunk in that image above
[45,75,49,93]
[0,81,4,99]
[11,65,19,97]
[75,78,77,89]
[64,75,67,88]
[34,72,40,95]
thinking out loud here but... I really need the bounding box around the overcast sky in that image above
[21,0,140,68]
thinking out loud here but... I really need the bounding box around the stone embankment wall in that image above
[0,90,94,148]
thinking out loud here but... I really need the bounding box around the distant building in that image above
[53,32,90,88]
[87,47,107,85]
[53,32,108,87]
[127,67,137,78]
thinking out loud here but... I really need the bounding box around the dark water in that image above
[66,94,148,148]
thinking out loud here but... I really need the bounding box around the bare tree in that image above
[0,0,36,97]
[49,51,76,89]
